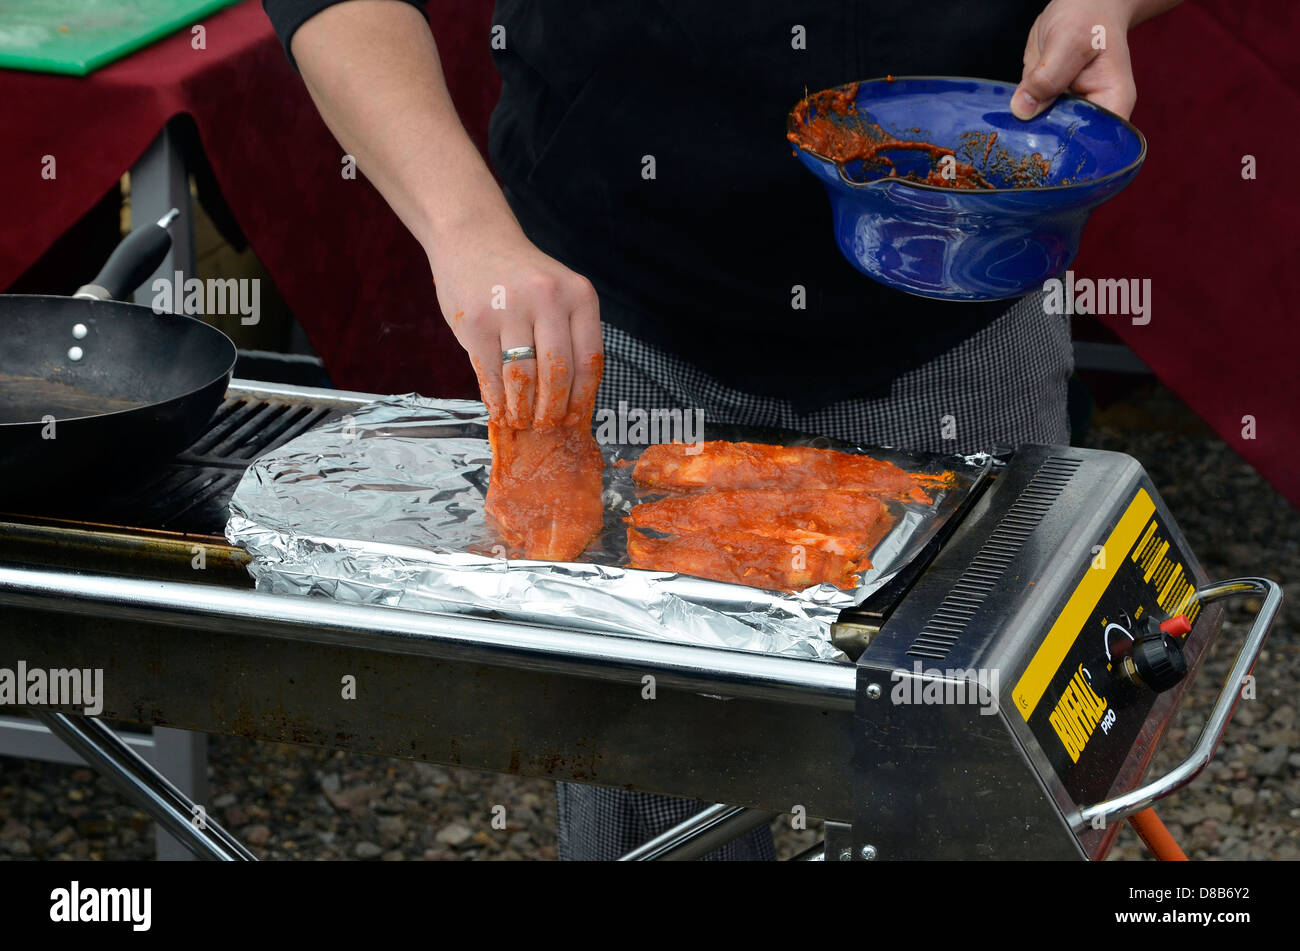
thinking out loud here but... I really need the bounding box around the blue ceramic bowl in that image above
[788,76,1146,300]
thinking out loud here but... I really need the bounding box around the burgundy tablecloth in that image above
[0,0,494,403]
[2,1,1295,506]
[1071,0,1299,507]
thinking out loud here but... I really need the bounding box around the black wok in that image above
[0,212,237,498]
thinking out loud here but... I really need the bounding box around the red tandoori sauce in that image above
[788,84,1051,190]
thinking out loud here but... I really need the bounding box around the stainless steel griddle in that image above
[0,380,1282,860]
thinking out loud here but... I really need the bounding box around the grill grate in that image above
[2,395,339,537]
[906,456,1082,660]
[182,398,331,462]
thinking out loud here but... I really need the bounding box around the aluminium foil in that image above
[226,396,988,664]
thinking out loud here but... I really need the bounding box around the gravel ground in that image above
[1,382,1294,861]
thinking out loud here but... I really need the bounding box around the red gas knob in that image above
[1159,614,1192,638]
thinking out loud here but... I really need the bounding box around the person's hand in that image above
[429,218,602,430]
[1012,0,1138,120]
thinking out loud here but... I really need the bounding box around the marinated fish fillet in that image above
[627,527,871,591]
[625,488,893,557]
[487,423,604,560]
[632,440,936,503]
[485,355,604,561]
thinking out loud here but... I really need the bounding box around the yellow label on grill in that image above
[1047,664,1109,762]
[1013,488,1156,720]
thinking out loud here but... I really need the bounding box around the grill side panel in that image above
[906,456,1082,660]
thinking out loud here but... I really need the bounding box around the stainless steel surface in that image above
[0,562,856,819]
[850,445,1237,859]
[227,377,383,406]
[0,564,857,710]
[617,805,779,860]
[1071,577,1282,829]
[853,659,1083,860]
[865,447,1115,674]
[32,712,253,862]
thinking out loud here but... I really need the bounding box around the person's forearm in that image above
[290,0,518,265]
[286,0,603,429]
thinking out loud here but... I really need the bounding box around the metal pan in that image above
[0,212,237,498]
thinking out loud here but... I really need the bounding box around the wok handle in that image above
[1069,577,1282,831]
[73,209,179,302]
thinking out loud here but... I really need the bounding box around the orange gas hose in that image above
[1129,808,1188,861]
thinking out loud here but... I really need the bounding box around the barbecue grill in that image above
[0,379,1281,860]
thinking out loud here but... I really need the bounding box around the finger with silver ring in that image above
[501,346,537,364]
[500,335,537,428]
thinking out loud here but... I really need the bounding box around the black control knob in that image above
[1123,632,1188,693]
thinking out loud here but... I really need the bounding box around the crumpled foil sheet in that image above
[226,396,987,664]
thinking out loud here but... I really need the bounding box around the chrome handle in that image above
[1070,577,1283,831]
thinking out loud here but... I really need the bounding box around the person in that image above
[262,0,1180,860]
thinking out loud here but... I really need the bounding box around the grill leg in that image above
[150,727,210,861]
[33,712,253,861]
[616,804,778,861]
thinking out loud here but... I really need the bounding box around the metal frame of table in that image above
[0,118,207,862]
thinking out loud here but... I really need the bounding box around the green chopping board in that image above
[0,0,243,76]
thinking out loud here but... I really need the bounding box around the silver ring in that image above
[501,346,537,364]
